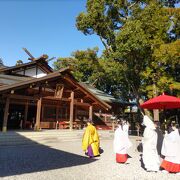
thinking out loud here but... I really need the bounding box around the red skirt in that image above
[116,154,127,163]
[161,160,180,173]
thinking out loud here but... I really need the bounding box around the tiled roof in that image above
[0,68,111,110]
[80,83,135,105]
[0,74,34,86]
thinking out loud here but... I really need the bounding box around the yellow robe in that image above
[82,124,100,156]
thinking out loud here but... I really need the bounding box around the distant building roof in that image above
[80,83,135,105]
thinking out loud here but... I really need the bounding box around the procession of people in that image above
[82,115,180,175]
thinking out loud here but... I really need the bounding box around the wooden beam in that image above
[64,75,111,110]
[2,97,10,132]
[10,100,36,106]
[64,76,86,95]
[41,105,44,122]
[92,102,98,105]
[56,106,59,122]
[24,101,28,129]
[74,87,80,91]
[69,91,74,130]
[89,106,93,120]
[43,96,70,102]
[3,94,37,101]
[83,95,90,99]
[34,97,42,130]
[74,101,90,107]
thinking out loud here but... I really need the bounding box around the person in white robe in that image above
[113,120,132,163]
[161,122,180,174]
[142,115,160,172]
[122,120,129,136]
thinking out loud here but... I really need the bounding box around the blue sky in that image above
[0,0,104,67]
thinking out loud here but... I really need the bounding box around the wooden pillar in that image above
[41,105,44,120]
[89,106,93,120]
[75,105,77,120]
[24,101,28,129]
[69,91,74,130]
[56,106,59,122]
[56,106,59,129]
[2,97,10,132]
[105,114,107,122]
[35,97,42,131]
[153,109,159,121]
[153,81,159,121]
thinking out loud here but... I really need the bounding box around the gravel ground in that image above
[0,136,179,180]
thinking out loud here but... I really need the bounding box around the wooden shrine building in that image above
[0,55,111,132]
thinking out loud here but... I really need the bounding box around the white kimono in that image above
[113,125,132,154]
[142,115,160,171]
[123,123,129,136]
[161,129,180,164]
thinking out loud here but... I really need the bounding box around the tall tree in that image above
[76,0,179,104]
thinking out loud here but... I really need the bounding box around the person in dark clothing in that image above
[154,121,164,158]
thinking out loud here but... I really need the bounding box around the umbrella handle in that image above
[138,104,145,116]
[140,110,144,116]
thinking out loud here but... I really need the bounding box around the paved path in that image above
[0,135,179,180]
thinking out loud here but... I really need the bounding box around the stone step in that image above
[0,130,113,146]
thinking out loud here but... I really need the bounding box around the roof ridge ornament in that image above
[22,47,35,61]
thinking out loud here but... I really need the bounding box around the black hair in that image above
[117,120,123,130]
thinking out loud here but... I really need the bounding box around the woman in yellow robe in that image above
[82,119,100,157]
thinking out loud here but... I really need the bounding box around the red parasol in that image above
[140,93,180,110]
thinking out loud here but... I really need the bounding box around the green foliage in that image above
[53,48,101,83]
[76,0,133,52]
[16,60,23,66]
[75,0,180,102]
[152,40,180,96]
[115,2,172,98]
[161,0,180,7]
[53,48,128,99]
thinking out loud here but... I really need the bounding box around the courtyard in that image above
[0,132,178,180]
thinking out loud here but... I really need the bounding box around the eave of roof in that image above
[0,67,110,110]
[0,58,53,74]
[78,82,111,110]
[0,68,68,93]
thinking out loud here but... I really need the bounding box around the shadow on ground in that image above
[0,132,96,177]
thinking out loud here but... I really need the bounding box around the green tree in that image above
[115,2,171,99]
[16,60,23,66]
[76,0,179,104]
[161,0,180,7]
[53,48,127,99]
[54,48,101,82]
[152,40,180,96]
